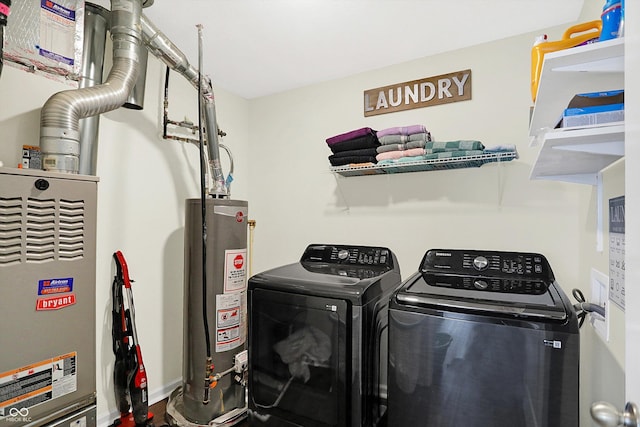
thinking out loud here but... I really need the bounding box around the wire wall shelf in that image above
[330,151,518,177]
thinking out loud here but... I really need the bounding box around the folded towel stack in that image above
[377,139,487,165]
[374,125,432,162]
[326,127,380,167]
[423,140,484,153]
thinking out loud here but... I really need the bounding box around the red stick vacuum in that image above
[111,250,154,427]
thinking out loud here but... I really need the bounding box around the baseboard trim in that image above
[97,378,182,427]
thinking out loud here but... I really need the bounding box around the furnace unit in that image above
[0,167,97,427]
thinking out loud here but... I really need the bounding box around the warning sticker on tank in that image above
[0,352,77,417]
[215,293,246,352]
[224,249,247,293]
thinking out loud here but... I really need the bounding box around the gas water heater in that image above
[167,198,249,427]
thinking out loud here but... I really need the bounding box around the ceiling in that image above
[137,0,586,99]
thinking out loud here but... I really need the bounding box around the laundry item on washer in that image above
[274,326,332,383]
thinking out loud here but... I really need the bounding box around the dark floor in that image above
[149,398,249,427]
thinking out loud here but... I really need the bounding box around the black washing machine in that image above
[248,244,402,427]
[388,249,579,427]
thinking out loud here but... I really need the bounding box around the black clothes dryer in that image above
[388,249,580,427]
[247,244,402,427]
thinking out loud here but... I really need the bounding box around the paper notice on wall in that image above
[609,195,625,310]
[215,293,246,353]
[224,249,247,293]
[4,0,83,83]
[39,0,77,66]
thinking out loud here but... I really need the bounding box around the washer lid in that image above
[395,249,569,320]
[249,244,401,304]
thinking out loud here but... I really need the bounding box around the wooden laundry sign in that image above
[363,69,472,117]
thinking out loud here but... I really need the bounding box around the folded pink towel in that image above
[376,147,426,161]
[376,125,427,138]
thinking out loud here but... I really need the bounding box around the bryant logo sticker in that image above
[235,211,244,223]
[36,294,76,311]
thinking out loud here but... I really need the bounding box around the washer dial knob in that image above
[473,256,489,271]
[474,279,489,290]
[337,249,350,260]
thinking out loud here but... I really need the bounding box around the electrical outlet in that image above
[590,268,609,342]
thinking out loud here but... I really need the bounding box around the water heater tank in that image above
[180,198,249,424]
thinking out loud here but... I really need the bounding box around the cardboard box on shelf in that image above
[562,90,624,128]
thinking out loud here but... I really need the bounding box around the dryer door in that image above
[248,288,349,427]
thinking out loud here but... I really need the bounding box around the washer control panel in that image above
[302,244,394,268]
[421,249,553,281]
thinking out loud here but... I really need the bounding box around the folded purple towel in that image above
[326,127,376,145]
[376,125,427,138]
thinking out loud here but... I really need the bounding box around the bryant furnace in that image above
[388,249,579,427]
[0,168,97,427]
[247,244,402,427]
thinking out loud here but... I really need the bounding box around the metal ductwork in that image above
[40,0,144,174]
[78,3,110,176]
[141,15,227,197]
[39,0,227,199]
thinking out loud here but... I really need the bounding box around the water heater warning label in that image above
[215,293,246,353]
[0,352,77,416]
[224,249,247,293]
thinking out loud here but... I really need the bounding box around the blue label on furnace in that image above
[38,278,74,295]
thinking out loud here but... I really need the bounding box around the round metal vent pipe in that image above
[141,15,227,197]
[40,0,143,174]
[78,3,109,176]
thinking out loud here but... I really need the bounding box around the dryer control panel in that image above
[302,244,394,268]
[421,249,554,281]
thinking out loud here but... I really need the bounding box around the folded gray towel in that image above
[376,140,426,154]
[379,132,432,145]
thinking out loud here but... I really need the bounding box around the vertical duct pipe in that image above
[140,15,227,197]
[123,44,148,110]
[78,3,109,176]
[40,0,143,174]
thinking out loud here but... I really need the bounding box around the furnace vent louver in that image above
[0,196,85,266]
[58,199,85,260]
[0,197,23,266]
[26,198,56,262]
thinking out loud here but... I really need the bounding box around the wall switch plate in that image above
[590,268,610,342]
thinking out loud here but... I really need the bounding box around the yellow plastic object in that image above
[531,20,602,102]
